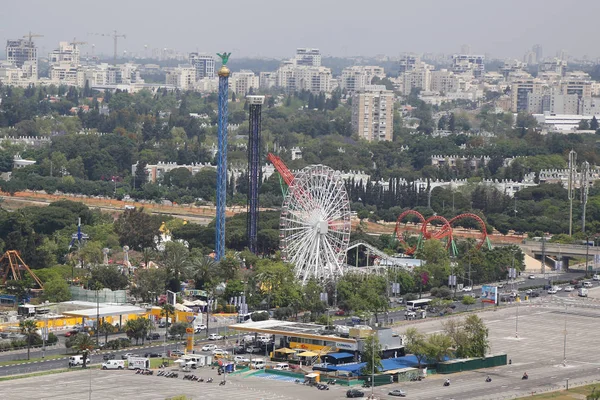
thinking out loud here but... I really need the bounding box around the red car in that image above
[335,309,346,316]
[65,329,80,337]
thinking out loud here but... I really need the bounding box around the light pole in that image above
[371,334,375,399]
[42,300,49,358]
[563,305,568,367]
[515,300,519,339]
[95,285,100,347]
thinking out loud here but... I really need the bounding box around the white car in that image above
[121,353,136,360]
[234,355,250,363]
[564,286,574,292]
[547,288,558,294]
[528,275,536,279]
[553,286,562,292]
[593,274,600,281]
[525,289,534,295]
[212,349,229,356]
[208,333,223,341]
[201,344,217,352]
[194,325,207,333]
[462,286,473,292]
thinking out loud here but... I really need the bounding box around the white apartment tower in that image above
[189,53,215,80]
[230,70,259,96]
[340,66,385,92]
[352,85,394,142]
[48,42,80,66]
[295,48,321,67]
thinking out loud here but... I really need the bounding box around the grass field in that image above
[519,384,600,399]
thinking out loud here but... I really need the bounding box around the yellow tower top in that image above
[218,65,230,77]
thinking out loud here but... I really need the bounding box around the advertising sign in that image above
[335,341,358,351]
[481,285,498,304]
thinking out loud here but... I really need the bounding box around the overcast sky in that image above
[1,0,598,60]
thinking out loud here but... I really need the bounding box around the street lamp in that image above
[42,300,49,358]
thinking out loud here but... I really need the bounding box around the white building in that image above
[340,66,385,92]
[6,38,37,79]
[430,69,457,94]
[402,66,431,95]
[259,71,277,89]
[229,70,259,96]
[189,53,215,80]
[295,48,321,67]
[451,54,485,78]
[48,42,80,66]
[165,65,196,90]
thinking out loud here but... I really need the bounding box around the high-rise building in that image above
[48,42,80,66]
[230,70,259,96]
[340,66,385,92]
[6,39,37,79]
[511,79,544,112]
[532,44,543,63]
[295,48,321,67]
[398,54,421,73]
[189,53,215,80]
[165,65,196,90]
[352,85,394,142]
[539,58,567,76]
[452,54,485,78]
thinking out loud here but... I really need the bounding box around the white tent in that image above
[174,303,192,312]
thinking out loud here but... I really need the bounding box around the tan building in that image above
[511,79,544,112]
[352,85,394,142]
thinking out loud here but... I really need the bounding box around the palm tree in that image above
[160,303,175,339]
[162,243,190,283]
[19,319,38,360]
[141,247,155,268]
[189,256,216,289]
[74,334,95,367]
[98,320,115,344]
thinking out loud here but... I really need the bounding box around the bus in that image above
[406,298,432,310]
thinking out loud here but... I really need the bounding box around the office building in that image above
[6,38,37,79]
[189,53,215,80]
[351,85,394,142]
[295,48,321,67]
[539,59,567,76]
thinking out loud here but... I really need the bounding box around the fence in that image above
[69,287,127,304]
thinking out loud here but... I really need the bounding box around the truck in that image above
[102,359,125,370]
[579,288,589,297]
[127,357,150,370]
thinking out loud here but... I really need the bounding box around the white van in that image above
[257,335,271,344]
[579,288,589,297]
[583,281,593,288]
[127,357,150,370]
[274,363,289,370]
[102,359,125,370]
[251,359,266,369]
[69,355,92,367]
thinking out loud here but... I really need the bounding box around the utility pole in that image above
[568,150,577,236]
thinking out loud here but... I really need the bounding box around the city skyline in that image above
[1,0,599,60]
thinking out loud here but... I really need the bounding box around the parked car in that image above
[146,333,160,340]
[121,353,136,360]
[346,389,365,398]
[335,309,346,316]
[201,344,217,352]
[211,349,228,356]
[388,389,407,397]
[246,345,261,353]
[144,352,160,358]
[65,329,80,337]
[167,334,182,340]
[564,286,574,292]
[234,355,250,363]
[171,350,184,356]
[208,333,223,341]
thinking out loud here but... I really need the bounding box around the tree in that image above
[461,295,476,310]
[162,241,190,290]
[464,315,489,357]
[578,119,590,130]
[361,334,383,377]
[41,277,72,302]
[130,268,167,303]
[169,322,188,339]
[404,327,428,368]
[114,208,161,250]
[424,333,453,363]
[591,116,599,131]
[19,319,38,360]
[124,318,152,345]
[190,255,217,289]
[73,334,95,367]
[89,265,128,291]
[161,303,175,339]
[98,320,116,343]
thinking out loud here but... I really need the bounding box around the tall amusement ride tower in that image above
[215,52,231,261]
[246,95,265,254]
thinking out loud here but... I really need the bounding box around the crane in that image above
[23,31,43,44]
[88,30,126,65]
[70,37,87,51]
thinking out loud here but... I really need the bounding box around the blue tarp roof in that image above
[323,355,423,375]
[326,352,354,360]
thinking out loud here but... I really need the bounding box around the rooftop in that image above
[62,305,146,319]
[229,320,356,344]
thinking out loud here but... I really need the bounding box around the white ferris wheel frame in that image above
[279,164,351,284]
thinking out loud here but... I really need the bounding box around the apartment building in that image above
[511,79,544,112]
[189,53,215,80]
[48,42,80,65]
[430,69,457,93]
[340,66,385,92]
[351,85,394,142]
[230,70,259,96]
[165,65,196,90]
[402,66,431,95]
[451,54,485,78]
[6,39,37,79]
[295,48,321,67]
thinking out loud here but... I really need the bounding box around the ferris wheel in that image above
[279,164,352,284]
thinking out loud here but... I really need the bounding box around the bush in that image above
[404,293,418,302]
[250,311,269,322]
[47,333,59,345]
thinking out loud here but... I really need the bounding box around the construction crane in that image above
[70,37,87,51]
[23,31,43,44]
[88,30,126,65]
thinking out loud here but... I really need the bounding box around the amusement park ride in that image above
[394,210,492,256]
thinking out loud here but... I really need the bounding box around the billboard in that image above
[481,285,498,304]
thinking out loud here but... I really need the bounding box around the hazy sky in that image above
[2,0,599,60]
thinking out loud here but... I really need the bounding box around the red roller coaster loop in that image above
[394,210,489,255]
